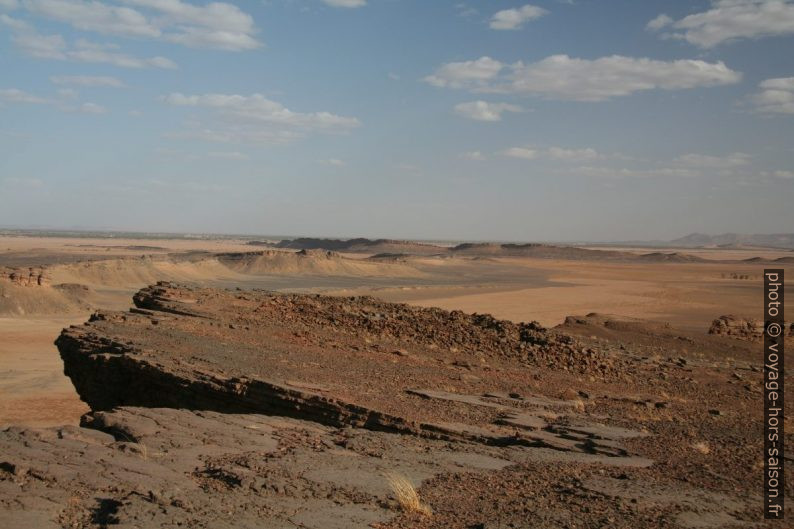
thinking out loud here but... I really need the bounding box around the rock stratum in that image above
[1,283,789,527]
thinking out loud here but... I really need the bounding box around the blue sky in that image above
[0,0,792,241]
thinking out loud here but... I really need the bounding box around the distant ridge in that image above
[271,238,710,262]
[669,233,794,249]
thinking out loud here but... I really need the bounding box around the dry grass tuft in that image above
[115,432,149,461]
[385,472,432,516]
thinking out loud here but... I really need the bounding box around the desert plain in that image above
[0,232,792,528]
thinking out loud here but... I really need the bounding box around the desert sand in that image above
[368,258,772,331]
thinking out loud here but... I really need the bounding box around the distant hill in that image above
[450,243,630,260]
[273,238,446,255]
[669,233,794,249]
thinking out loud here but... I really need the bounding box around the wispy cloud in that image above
[163,92,360,144]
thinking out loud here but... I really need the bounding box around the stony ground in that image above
[1,282,791,528]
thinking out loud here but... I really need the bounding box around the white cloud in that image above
[0,0,20,9]
[164,27,259,50]
[319,158,345,166]
[424,56,504,90]
[673,152,751,168]
[426,55,741,101]
[502,146,604,161]
[24,0,160,38]
[461,150,486,161]
[50,75,124,87]
[3,17,177,67]
[322,0,366,7]
[164,93,360,129]
[773,170,794,178]
[124,0,260,50]
[163,92,361,144]
[490,4,547,30]
[646,14,672,31]
[453,100,523,121]
[647,0,794,48]
[0,87,50,104]
[12,0,261,51]
[751,77,794,114]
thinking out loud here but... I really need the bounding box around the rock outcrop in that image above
[708,314,794,341]
[55,282,631,453]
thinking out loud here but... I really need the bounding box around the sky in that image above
[0,0,792,242]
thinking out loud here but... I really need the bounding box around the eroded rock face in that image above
[0,267,50,287]
[708,314,793,341]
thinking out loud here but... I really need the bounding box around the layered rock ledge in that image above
[55,282,635,455]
